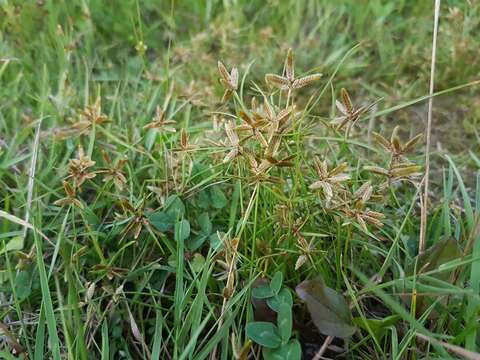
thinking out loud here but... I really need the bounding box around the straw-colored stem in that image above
[419,0,441,254]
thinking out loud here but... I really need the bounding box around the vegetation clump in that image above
[0,2,479,359]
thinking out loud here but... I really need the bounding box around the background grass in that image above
[0,0,479,359]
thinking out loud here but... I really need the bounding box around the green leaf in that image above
[0,350,22,360]
[209,232,224,250]
[148,211,175,232]
[263,339,301,360]
[267,288,293,312]
[197,190,210,209]
[277,302,292,343]
[296,277,356,338]
[188,234,208,251]
[191,161,212,181]
[0,236,24,255]
[15,270,32,300]
[198,213,212,235]
[210,186,227,209]
[411,238,462,281]
[252,285,275,299]
[270,272,283,295]
[174,219,190,242]
[353,315,400,339]
[245,322,281,349]
[83,206,100,226]
[190,253,205,273]
[165,195,185,216]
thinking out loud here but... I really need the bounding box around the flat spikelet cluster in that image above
[213,48,423,271]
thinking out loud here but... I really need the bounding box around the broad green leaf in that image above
[245,322,281,349]
[190,253,205,273]
[197,190,210,209]
[83,206,100,226]
[198,213,212,235]
[188,234,208,251]
[0,236,24,254]
[165,195,185,216]
[148,211,175,232]
[267,288,293,312]
[209,232,224,250]
[410,238,462,281]
[277,302,292,343]
[296,277,356,338]
[15,270,32,300]
[174,219,190,242]
[407,238,462,316]
[270,272,283,295]
[191,161,212,181]
[263,339,301,360]
[252,285,274,299]
[210,186,227,209]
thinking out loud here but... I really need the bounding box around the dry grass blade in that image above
[419,0,441,253]
[0,210,52,245]
[125,302,152,360]
[416,333,480,360]
[312,335,333,360]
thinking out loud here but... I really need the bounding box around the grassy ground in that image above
[1,1,480,359]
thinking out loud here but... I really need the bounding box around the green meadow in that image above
[0,1,479,359]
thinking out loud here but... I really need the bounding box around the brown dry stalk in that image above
[312,335,333,360]
[419,0,441,253]
[416,333,480,360]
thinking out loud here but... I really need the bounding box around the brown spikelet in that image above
[63,181,75,198]
[355,181,373,203]
[221,89,233,103]
[285,48,294,81]
[263,97,275,120]
[292,73,322,89]
[230,67,238,89]
[372,132,391,151]
[390,126,402,153]
[264,134,281,158]
[403,133,423,153]
[265,74,290,90]
[363,165,390,176]
[390,164,422,178]
[180,128,188,148]
[276,107,293,124]
[218,61,230,83]
[341,88,353,114]
[330,162,348,177]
